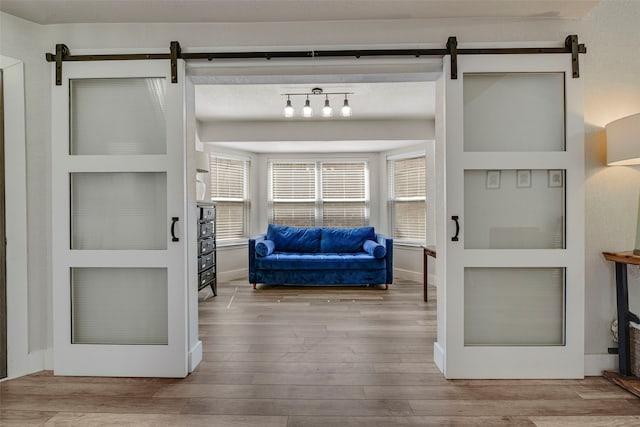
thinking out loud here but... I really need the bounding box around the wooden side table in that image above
[422,246,436,302]
[602,251,640,397]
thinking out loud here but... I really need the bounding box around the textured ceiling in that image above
[1,0,600,24]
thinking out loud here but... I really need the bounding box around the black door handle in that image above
[452,215,460,242]
[171,217,179,242]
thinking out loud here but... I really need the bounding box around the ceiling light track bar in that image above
[282,92,354,96]
[45,35,586,85]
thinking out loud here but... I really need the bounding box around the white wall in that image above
[579,1,640,360]
[198,120,434,143]
[3,0,640,373]
[0,12,51,377]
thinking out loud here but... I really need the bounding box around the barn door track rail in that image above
[46,35,586,85]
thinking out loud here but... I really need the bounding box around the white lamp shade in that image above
[196,151,209,173]
[606,113,640,166]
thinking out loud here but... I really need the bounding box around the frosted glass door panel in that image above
[464,73,565,152]
[464,268,564,346]
[72,268,168,344]
[70,78,167,155]
[464,169,564,249]
[71,172,167,250]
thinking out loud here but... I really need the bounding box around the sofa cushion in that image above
[256,252,385,271]
[255,239,275,257]
[267,224,321,253]
[320,227,376,253]
[363,239,386,259]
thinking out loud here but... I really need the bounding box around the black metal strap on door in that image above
[45,35,586,85]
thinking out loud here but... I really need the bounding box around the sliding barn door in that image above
[52,60,188,377]
[438,53,584,378]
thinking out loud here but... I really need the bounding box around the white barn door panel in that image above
[438,53,584,378]
[52,60,188,377]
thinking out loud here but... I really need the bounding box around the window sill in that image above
[394,242,427,249]
[217,239,248,250]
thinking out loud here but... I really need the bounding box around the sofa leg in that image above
[252,283,256,290]
[385,284,389,290]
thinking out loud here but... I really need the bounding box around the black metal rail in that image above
[46,35,586,85]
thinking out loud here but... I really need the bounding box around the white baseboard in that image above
[44,348,54,370]
[188,340,203,373]
[395,268,422,283]
[584,354,617,376]
[5,348,46,381]
[433,342,445,374]
[218,268,247,283]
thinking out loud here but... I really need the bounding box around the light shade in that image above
[606,113,640,166]
[341,97,352,117]
[322,98,333,118]
[284,98,294,118]
[302,98,313,117]
[196,151,209,173]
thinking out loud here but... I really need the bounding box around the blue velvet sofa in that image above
[249,224,393,289]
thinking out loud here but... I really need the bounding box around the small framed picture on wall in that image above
[548,169,563,187]
[516,170,532,188]
[486,170,501,189]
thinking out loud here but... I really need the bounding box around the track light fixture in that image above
[282,87,353,118]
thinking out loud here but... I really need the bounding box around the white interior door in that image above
[437,53,584,378]
[52,60,188,377]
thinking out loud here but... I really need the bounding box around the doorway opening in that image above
[187,59,440,364]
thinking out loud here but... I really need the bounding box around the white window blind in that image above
[270,162,316,227]
[321,162,368,228]
[388,156,426,243]
[269,161,369,228]
[210,155,250,240]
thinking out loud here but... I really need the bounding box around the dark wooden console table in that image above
[602,251,640,398]
[422,246,436,302]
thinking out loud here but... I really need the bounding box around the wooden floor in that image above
[2,279,639,426]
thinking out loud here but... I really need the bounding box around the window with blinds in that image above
[388,155,426,243]
[270,162,316,227]
[269,161,369,228]
[209,155,250,240]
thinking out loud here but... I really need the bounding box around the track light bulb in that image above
[283,98,294,118]
[302,98,313,117]
[322,97,333,118]
[341,96,352,117]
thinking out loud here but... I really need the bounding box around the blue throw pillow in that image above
[363,239,386,258]
[320,227,376,253]
[255,240,275,257]
[266,224,321,253]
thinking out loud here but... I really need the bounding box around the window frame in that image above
[268,159,370,228]
[208,153,251,245]
[387,152,427,245]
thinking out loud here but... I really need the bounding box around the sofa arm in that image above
[248,234,266,284]
[376,234,393,285]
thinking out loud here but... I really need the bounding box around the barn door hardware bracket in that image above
[565,34,586,78]
[45,44,69,86]
[170,41,182,83]
[446,37,458,80]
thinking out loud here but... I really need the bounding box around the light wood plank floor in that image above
[2,279,639,426]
